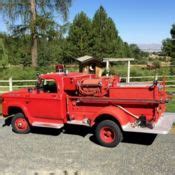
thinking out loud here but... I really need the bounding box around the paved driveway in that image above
[0,117,175,175]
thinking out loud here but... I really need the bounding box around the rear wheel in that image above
[95,120,122,147]
[11,113,30,134]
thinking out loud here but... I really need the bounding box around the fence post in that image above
[127,60,131,83]
[105,60,110,77]
[9,77,13,91]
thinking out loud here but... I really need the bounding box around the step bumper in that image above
[122,112,175,134]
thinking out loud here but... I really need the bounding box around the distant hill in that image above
[138,44,162,52]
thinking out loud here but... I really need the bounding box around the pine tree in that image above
[91,6,119,58]
[0,0,72,67]
[0,38,8,68]
[170,25,175,59]
[162,24,175,73]
[68,12,92,58]
[170,24,175,73]
[162,38,172,56]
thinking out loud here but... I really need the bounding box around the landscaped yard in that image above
[166,87,175,112]
[166,98,175,112]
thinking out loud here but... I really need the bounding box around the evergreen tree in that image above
[91,6,119,58]
[3,34,31,66]
[129,44,147,63]
[0,5,149,67]
[162,24,175,73]
[162,38,172,56]
[170,25,175,59]
[170,24,175,73]
[129,44,141,59]
[105,17,119,57]
[115,37,125,57]
[0,0,72,67]
[0,38,8,68]
[162,24,175,59]
[68,12,92,58]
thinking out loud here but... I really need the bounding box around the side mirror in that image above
[28,87,33,93]
[149,80,158,90]
[36,74,42,93]
[36,81,41,93]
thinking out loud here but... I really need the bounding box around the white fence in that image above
[0,75,175,93]
[0,78,37,93]
[121,75,175,87]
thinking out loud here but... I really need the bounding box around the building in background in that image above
[75,55,105,77]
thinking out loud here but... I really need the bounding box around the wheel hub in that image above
[15,118,28,131]
[18,122,22,127]
[100,127,116,143]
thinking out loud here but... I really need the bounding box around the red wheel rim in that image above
[100,127,116,143]
[14,118,28,131]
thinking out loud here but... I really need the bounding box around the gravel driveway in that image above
[0,117,175,175]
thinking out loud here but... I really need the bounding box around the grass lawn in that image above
[167,87,175,94]
[166,87,175,112]
[166,96,175,112]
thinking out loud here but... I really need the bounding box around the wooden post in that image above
[127,60,130,83]
[9,77,13,91]
[103,58,134,80]
[106,60,109,77]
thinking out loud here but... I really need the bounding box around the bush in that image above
[0,64,171,80]
[152,60,161,69]
[0,66,55,80]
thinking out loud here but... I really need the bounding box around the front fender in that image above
[4,102,32,123]
[92,105,130,126]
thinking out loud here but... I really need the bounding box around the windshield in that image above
[36,78,57,93]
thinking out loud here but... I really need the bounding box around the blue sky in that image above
[0,0,175,44]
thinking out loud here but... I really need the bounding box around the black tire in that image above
[11,113,30,134]
[95,120,123,147]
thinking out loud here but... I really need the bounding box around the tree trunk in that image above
[30,0,37,67]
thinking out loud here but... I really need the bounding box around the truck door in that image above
[27,78,63,122]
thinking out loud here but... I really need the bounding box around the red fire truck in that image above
[0,71,174,147]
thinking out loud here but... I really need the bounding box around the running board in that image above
[122,112,175,134]
[67,119,90,126]
[32,122,64,129]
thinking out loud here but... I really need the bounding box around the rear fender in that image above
[92,106,130,127]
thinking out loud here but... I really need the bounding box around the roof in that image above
[75,55,95,63]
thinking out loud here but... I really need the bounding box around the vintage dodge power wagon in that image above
[0,72,174,147]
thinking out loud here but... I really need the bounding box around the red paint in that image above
[1,72,169,132]
[15,118,29,132]
[55,64,64,72]
[100,127,116,143]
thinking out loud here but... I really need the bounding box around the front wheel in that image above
[11,113,30,134]
[95,120,123,147]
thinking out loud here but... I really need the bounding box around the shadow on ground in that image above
[122,132,157,145]
[31,127,62,136]
[30,124,93,137]
[3,117,12,127]
[89,132,157,146]
[2,118,157,146]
